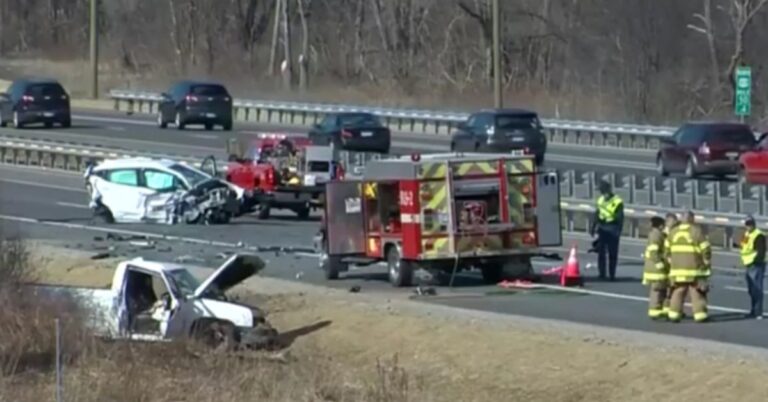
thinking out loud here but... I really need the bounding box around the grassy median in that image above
[3,242,768,402]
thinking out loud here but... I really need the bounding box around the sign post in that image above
[734,66,752,122]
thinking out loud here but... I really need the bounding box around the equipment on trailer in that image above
[316,152,562,287]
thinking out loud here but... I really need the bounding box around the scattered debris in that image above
[174,255,205,264]
[216,252,232,260]
[106,233,125,241]
[236,241,245,248]
[156,246,172,252]
[91,252,111,260]
[93,236,105,241]
[295,272,304,280]
[349,285,361,293]
[129,240,156,249]
[413,286,437,296]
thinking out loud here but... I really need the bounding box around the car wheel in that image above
[204,123,213,131]
[157,112,167,129]
[684,157,697,178]
[450,142,457,152]
[387,245,413,287]
[222,121,233,131]
[175,112,185,130]
[321,253,346,280]
[257,204,271,220]
[535,154,544,166]
[12,111,23,129]
[60,118,71,128]
[44,121,53,128]
[0,113,6,127]
[296,206,310,220]
[656,155,669,177]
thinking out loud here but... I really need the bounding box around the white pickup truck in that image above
[28,254,278,350]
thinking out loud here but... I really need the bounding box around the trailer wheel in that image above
[480,265,504,284]
[257,204,271,219]
[296,206,310,220]
[387,246,413,287]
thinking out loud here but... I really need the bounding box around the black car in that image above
[450,109,547,165]
[308,112,391,154]
[657,122,756,178]
[157,81,233,131]
[0,78,71,129]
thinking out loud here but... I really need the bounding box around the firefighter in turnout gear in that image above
[590,181,624,281]
[662,213,680,316]
[643,217,669,320]
[666,211,712,323]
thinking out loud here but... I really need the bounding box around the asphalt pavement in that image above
[2,165,768,349]
[0,108,657,178]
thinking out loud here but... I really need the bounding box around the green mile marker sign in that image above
[735,66,751,117]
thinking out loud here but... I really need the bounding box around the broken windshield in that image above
[169,164,209,187]
[166,269,201,297]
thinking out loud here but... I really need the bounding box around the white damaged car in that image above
[27,254,279,350]
[84,157,253,224]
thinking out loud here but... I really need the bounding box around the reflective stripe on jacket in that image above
[741,228,764,266]
[597,195,623,223]
[643,228,668,284]
[665,223,711,283]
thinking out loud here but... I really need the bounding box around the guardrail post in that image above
[626,175,636,203]
[688,181,698,210]
[713,182,720,211]
[113,98,119,111]
[585,171,595,200]
[669,178,677,207]
[566,211,574,232]
[725,227,734,250]
[565,170,575,198]
[647,176,656,205]
[760,187,767,216]
[735,181,743,214]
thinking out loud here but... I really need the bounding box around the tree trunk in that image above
[297,0,310,91]
[281,0,293,89]
[267,0,281,76]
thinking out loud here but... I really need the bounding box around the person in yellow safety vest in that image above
[734,216,766,319]
[666,211,711,323]
[590,181,624,281]
[643,217,669,320]
[662,212,680,316]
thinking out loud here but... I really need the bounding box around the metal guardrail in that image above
[109,89,675,149]
[560,170,768,216]
[0,137,756,249]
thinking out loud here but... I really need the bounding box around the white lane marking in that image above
[0,178,85,192]
[0,212,756,316]
[724,285,768,295]
[191,134,218,140]
[105,126,126,132]
[56,202,89,209]
[532,283,754,315]
[73,114,155,127]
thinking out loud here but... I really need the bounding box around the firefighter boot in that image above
[648,282,667,320]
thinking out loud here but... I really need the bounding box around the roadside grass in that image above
[0,239,419,402]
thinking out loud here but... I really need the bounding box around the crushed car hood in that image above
[194,254,265,298]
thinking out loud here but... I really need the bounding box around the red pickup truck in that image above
[225,135,343,219]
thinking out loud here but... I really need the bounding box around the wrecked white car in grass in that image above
[84,157,253,225]
[29,254,279,350]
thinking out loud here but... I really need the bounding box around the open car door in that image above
[324,181,366,255]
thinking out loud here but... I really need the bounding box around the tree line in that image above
[1,0,767,125]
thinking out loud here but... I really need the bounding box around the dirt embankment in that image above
[4,245,768,402]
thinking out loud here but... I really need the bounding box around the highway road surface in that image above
[0,108,658,177]
[1,164,767,350]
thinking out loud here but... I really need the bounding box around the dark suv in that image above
[157,81,233,131]
[0,78,71,129]
[657,122,756,178]
[450,109,547,165]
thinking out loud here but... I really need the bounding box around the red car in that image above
[225,134,341,219]
[657,122,756,178]
[739,133,768,184]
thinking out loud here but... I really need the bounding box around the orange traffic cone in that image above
[560,244,583,287]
